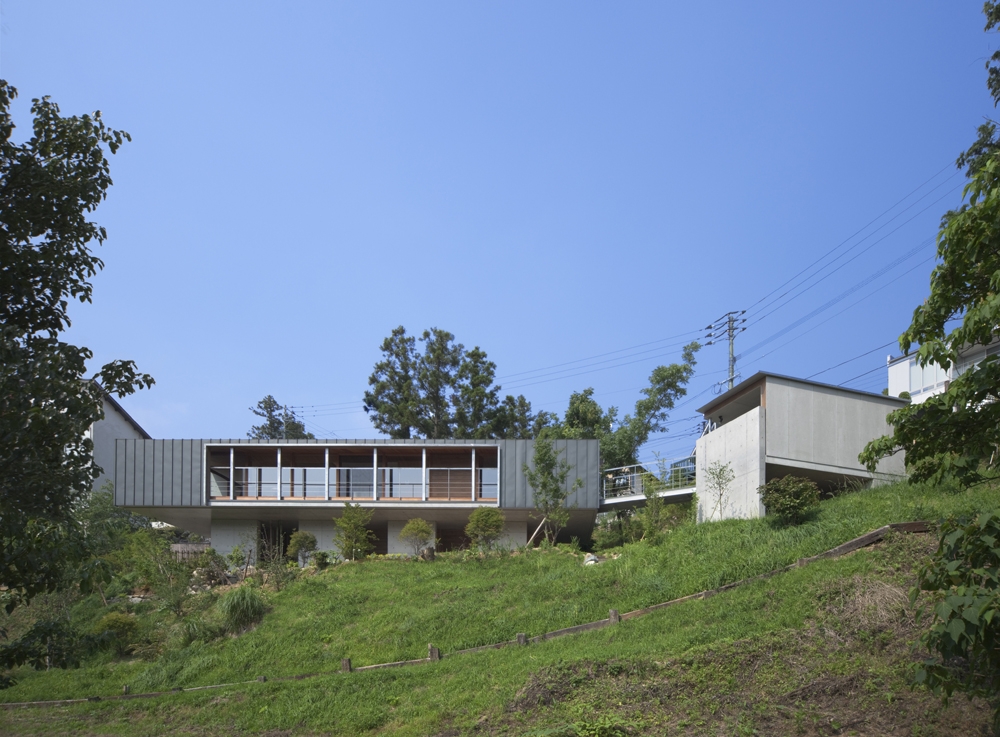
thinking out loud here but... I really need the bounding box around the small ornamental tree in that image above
[465,507,506,551]
[758,475,820,525]
[398,518,434,556]
[286,530,317,566]
[702,461,735,522]
[332,504,377,561]
[523,439,582,543]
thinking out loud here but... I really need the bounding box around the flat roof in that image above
[696,371,909,416]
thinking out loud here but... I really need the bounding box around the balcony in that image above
[207,464,498,503]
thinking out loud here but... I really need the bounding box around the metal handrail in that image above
[601,455,696,499]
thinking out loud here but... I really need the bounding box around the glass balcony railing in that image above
[209,466,499,502]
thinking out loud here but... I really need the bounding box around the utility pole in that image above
[706,311,747,391]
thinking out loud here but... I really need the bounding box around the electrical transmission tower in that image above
[706,311,747,390]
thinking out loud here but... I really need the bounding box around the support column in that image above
[229,447,234,500]
[421,447,427,501]
[471,447,476,500]
[277,447,282,500]
[496,446,502,506]
[324,447,330,500]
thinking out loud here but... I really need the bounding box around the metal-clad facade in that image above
[113,438,600,510]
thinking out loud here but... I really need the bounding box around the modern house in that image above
[87,389,151,494]
[108,438,601,558]
[886,337,1000,403]
[694,372,907,521]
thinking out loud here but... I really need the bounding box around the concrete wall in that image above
[497,521,528,550]
[210,519,257,560]
[695,407,765,521]
[299,519,339,555]
[764,377,905,478]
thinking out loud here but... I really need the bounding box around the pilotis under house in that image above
[107,437,601,557]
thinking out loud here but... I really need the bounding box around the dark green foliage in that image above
[92,612,137,656]
[0,80,153,615]
[523,439,583,543]
[312,551,331,570]
[465,507,506,551]
[759,476,820,525]
[913,513,1000,730]
[219,583,266,634]
[363,325,542,439]
[248,395,314,440]
[398,518,434,556]
[286,531,317,565]
[332,504,377,561]
[0,620,101,682]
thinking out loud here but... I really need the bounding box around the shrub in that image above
[93,611,138,656]
[913,513,1000,732]
[758,475,820,524]
[287,530,318,565]
[219,583,266,633]
[312,550,331,570]
[466,507,506,551]
[399,518,434,556]
[332,504,377,561]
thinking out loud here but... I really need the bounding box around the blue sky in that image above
[2,2,994,464]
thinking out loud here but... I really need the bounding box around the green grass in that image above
[1,478,998,735]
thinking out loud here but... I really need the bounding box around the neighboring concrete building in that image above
[85,390,151,493]
[887,337,1000,404]
[110,438,601,558]
[694,373,907,521]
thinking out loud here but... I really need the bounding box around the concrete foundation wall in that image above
[764,378,905,478]
[695,406,765,521]
[210,519,257,560]
[496,521,528,550]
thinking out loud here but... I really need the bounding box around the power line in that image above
[806,341,898,380]
[742,162,956,319]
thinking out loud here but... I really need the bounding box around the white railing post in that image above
[471,447,476,501]
[277,446,282,500]
[229,447,234,500]
[324,447,330,500]
[373,447,378,500]
[422,447,427,501]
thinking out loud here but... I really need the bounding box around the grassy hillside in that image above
[2,478,999,735]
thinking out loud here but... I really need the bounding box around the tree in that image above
[465,507,506,551]
[542,342,700,469]
[331,504,377,561]
[0,81,154,617]
[248,395,314,440]
[398,518,434,556]
[453,347,501,439]
[859,154,1000,487]
[415,328,463,439]
[363,326,544,440]
[286,530,317,566]
[522,439,583,543]
[363,326,420,438]
[702,461,735,522]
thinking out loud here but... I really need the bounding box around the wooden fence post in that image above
[609,609,620,625]
[516,633,527,646]
[341,658,352,673]
[428,644,440,661]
